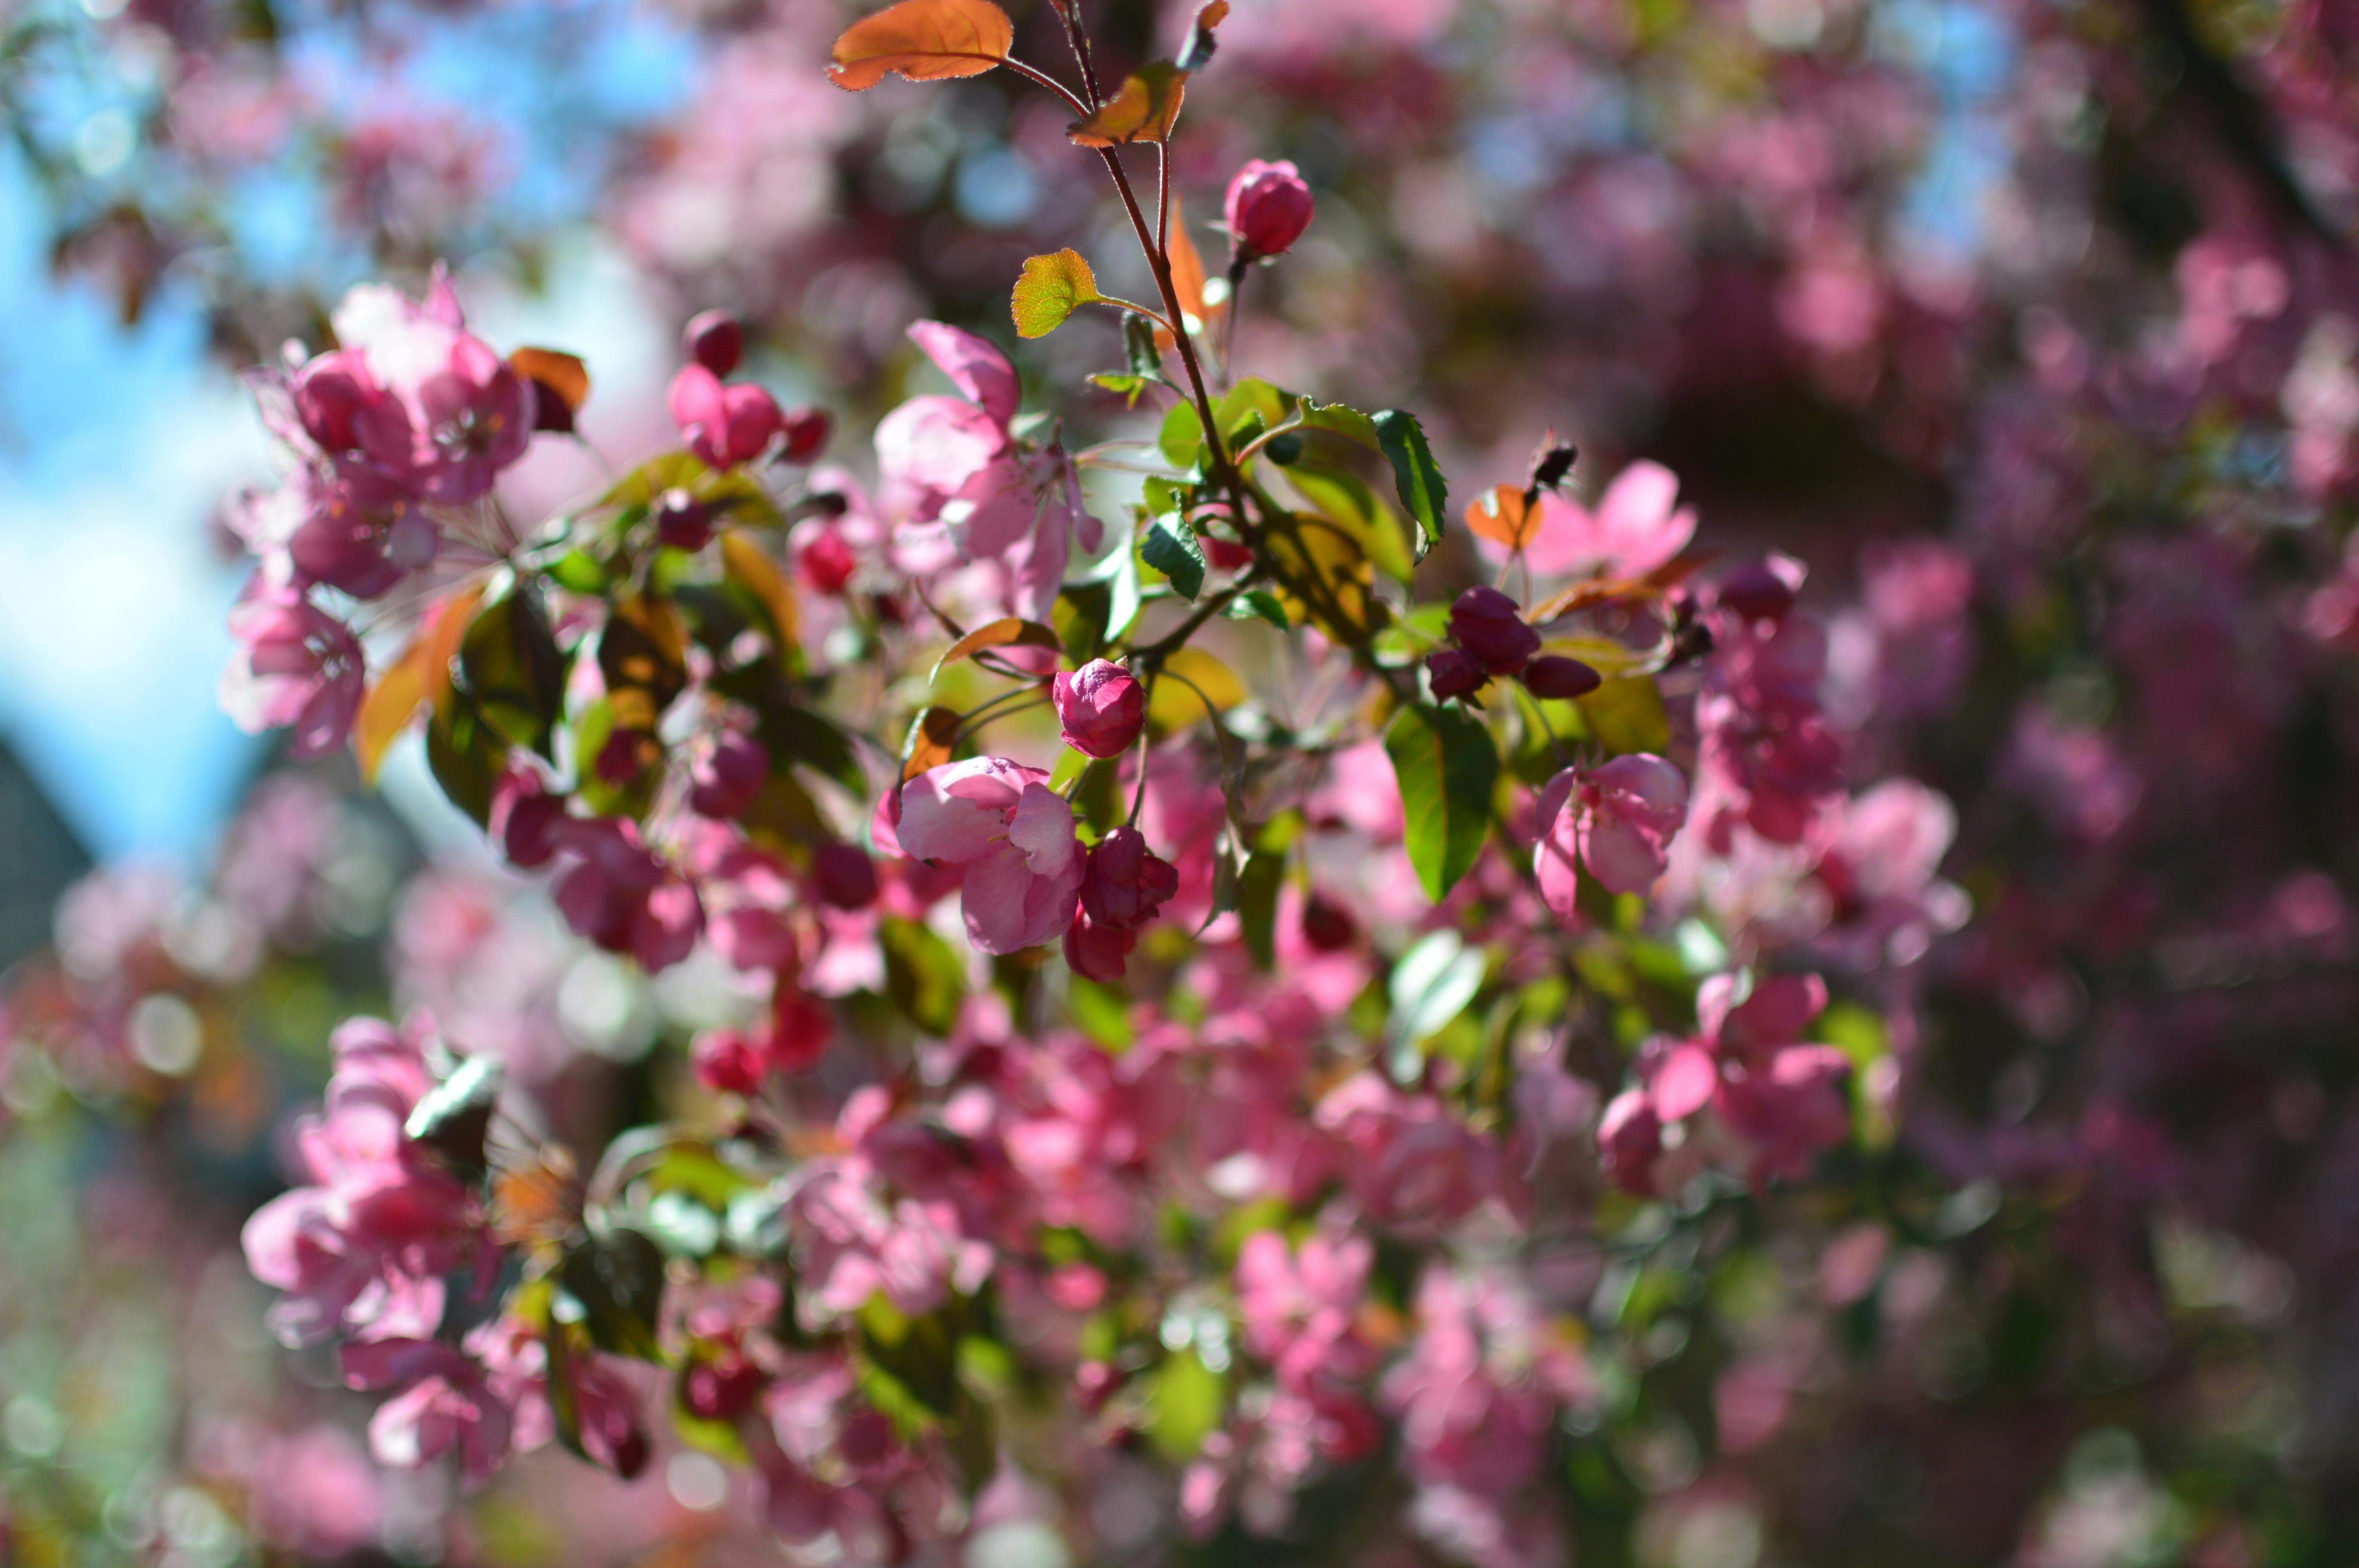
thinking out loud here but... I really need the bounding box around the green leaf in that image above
[756,703,866,795]
[1387,928,1488,1061]
[1142,510,1206,600]
[1238,845,1285,970]
[402,1053,504,1181]
[1297,397,1381,448]
[1225,589,1289,630]
[1385,703,1499,902]
[1147,1349,1225,1463]
[881,915,965,1035]
[1158,401,1204,470]
[1011,249,1102,338]
[1219,378,1290,445]
[1088,373,1153,407]
[560,1227,667,1362]
[1373,409,1448,559]
[1576,676,1671,756]
[425,691,505,826]
[1124,312,1170,384]
[459,589,567,760]
[1287,465,1412,584]
[547,548,610,593]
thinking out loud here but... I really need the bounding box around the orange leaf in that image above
[828,0,1013,89]
[900,704,962,784]
[509,347,589,414]
[354,585,482,784]
[932,615,1062,681]
[720,528,800,652]
[1067,62,1188,148]
[1464,484,1539,550]
[1155,195,1216,352]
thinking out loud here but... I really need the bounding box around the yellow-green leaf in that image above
[1147,648,1244,732]
[1067,61,1190,147]
[1011,249,1103,339]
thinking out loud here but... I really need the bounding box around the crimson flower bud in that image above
[1224,159,1315,264]
[654,487,714,552]
[1300,892,1358,952]
[811,841,880,910]
[688,731,769,820]
[798,526,858,595]
[682,1355,764,1421]
[491,773,565,869]
[1715,561,1796,624]
[596,729,648,784]
[684,309,743,377]
[1053,659,1146,759]
[779,406,832,464]
[1521,654,1603,701]
[763,987,833,1074]
[1203,535,1253,571]
[1449,585,1541,675]
[1080,827,1180,931]
[1063,913,1136,983]
[1598,1089,1663,1195]
[692,1028,765,1095]
[1426,646,1490,702]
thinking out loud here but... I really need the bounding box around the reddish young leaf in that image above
[933,615,1063,679]
[827,0,1014,90]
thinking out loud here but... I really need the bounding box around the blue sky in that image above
[0,1,694,868]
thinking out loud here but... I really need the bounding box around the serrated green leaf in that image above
[1298,397,1381,448]
[1385,703,1499,902]
[1143,510,1206,599]
[1373,409,1448,559]
[1225,589,1289,630]
[1012,249,1102,338]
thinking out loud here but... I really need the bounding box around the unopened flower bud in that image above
[1426,646,1490,702]
[1448,585,1541,675]
[779,406,832,464]
[1598,1089,1663,1195]
[1064,913,1136,983]
[1224,159,1315,264]
[1300,892,1358,952]
[688,731,769,820]
[1080,826,1180,930]
[692,1028,765,1095]
[763,987,833,1074]
[1715,561,1797,624]
[1053,659,1146,759]
[684,309,743,377]
[1522,653,1603,701]
[811,841,880,909]
[654,487,714,552]
[798,526,858,595]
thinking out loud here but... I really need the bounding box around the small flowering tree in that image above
[204,0,1963,1560]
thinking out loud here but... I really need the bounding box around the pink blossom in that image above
[220,587,365,759]
[1507,459,1696,579]
[1236,1229,1378,1393]
[875,321,1086,619]
[668,363,785,469]
[793,1167,993,1318]
[1697,604,1844,846]
[322,271,535,503]
[1532,754,1689,918]
[896,758,1084,954]
[241,1017,489,1347]
[1053,658,1146,758]
[343,1337,515,1488]
[546,817,705,971]
[687,730,770,819]
[1382,1267,1588,1503]
[1078,826,1179,930]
